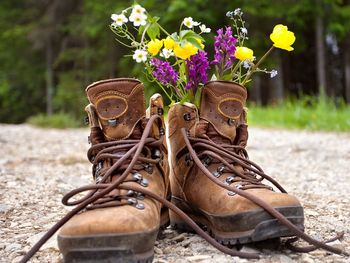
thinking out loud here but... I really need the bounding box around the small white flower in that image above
[132,4,146,14]
[252,56,256,62]
[133,49,148,63]
[234,8,243,16]
[129,12,147,27]
[111,13,128,26]
[243,60,250,69]
[240,27,248,35]
[199,24,211,33]
[183,17,195,28]
[226,11,234,18]
[160,48,174,59]
[270,70,278,78]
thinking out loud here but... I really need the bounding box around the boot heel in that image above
[169,210,195,233]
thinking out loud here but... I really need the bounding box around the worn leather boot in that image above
[168,81,304,245]
[57,78,170,263]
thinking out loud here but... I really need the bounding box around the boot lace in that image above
[20,116,348,262]
[181,127,347,256]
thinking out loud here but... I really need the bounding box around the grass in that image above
[248,96,350,132]
[27,113,82,129]
[26,97,350,132]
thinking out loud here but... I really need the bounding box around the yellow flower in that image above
[235,47,254,61]
[173,42,198,59]
[163,37,175,50]
[270,24,296,51]
[147,39,163,56]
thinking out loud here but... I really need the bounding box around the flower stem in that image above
[242,46,274,85]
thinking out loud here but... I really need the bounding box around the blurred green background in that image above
[1,0,350,131]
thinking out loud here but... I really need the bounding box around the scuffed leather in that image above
[86,78,146,140]
[200,81,247,143]
[60,78,169,237]
[169,81,301,218]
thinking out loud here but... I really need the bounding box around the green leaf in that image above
[221,73,232,81]
[180,30,204,42]
[186,37,202,49]
[138,25,145,35]
[171,32,179,42]
[146,22,160,40]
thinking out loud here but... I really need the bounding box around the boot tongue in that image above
[86,78,146,140]
[199,81,247,143]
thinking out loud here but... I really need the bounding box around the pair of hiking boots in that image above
[57,78,305,262]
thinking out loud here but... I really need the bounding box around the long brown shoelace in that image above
[21,116,348,262]
[181,127,347,255]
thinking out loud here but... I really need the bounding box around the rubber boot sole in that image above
[58,211,169,263]
[170,197,304,245]
[58,229,157,263]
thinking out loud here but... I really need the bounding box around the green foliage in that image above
[248,96,350,132]
[0,0,350,124]
[27,113,82,129]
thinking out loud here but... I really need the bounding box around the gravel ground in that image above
[0,124,349,263]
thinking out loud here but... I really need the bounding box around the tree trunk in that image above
[45,38,54,116]
[250,75,262,105]
[345,34,350,104]
[269,52,284,104]
[315,15,327,97]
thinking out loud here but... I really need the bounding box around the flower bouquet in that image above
[110,5,295,107]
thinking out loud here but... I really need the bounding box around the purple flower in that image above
[211,27,237,73]
[186,51,209,91]
[150,58,178,86]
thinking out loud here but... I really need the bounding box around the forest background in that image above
[1,0,350,131]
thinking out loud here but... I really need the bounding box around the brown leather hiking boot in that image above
[168,80,304,245]
[57,78,170,263]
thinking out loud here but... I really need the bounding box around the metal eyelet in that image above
[227,118,236,126]
[140,178,149,187]
[132,173,142,181]
[157,107,164,116]
[84,116,89,125]
[127,198,137,205]
[108,119,118,127]
[183,112,191,121]
[135,202,145,210]
[217,164,225,173]
[225,176,235,185]
[202,155,212,167]
[95,176,102,184]
[159,127,165,135]
[227,184,242,196]
[144,164,153,174]
[127,190,134,196]
[152,149,162,159]
[213,171,221,178]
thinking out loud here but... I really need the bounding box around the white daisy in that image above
[199,24,211,33]
[111,13,128,26]
[129,12,147,27]
[133,49,148,63]
[132,4,146,15]
[240,27,248,35]
[183,17,195,28]
[160,48,174,59]
[234,8,243,16]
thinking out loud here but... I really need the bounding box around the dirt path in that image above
[0,124,349,263]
